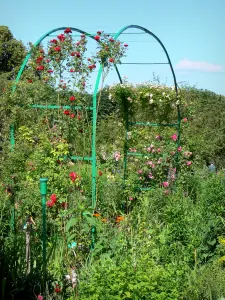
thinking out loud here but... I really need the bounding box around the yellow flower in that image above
[218,237,225,247]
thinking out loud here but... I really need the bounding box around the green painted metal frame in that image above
[11,24,180,212]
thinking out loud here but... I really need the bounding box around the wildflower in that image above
[171,133,178,141]
[70,95,76,101]
[114,151,121,161]
[163,181,169,188]
[69,171,78,182]
[183,117,188,122]
[93,213,100,217]
[65,274,70,280]
[116,216,125,223]
[64,28,72,34]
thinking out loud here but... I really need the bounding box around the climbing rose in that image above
[54,46,61,52]
[64,28,72,34]
[69,172,78,182]
[186,161,192,166]
[28,79,32,83]
[171,134,178,141]
[55,284,61,293]
[70,68,75,72]
[37,295,43,300]
[70,113,75,118]
[109,58,114,63]
[57,34,65,42]
[98,171,103,176]
[50,39,57,44]
[36,66,44,71]
[70,96,76,101]
[109,38,114,42]
[94,35,100,41]
[178,146,182,151]
[71,52,76,56]
[47,69,53,73]
[124,44,128,47]
[183,117,188,122]
[50,194,57,203]
[97,31,102,35]
[163,181,169,188]
[64,110,70,115]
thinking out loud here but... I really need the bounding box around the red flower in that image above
[76,41,80,46]
[46,59,51,63]
[124,44,128,47]
[98,171,103,176]
[54,46,61,52]
[81,82,85,86]
[64,28,72,34]
[70,95,76,101]
[47,69,53,73]
[69,172,78,182]
[50,194,57,203]
[81,34,85,38]
[77,115,81,120]
[109,58,114,63]
[70,113,76,118]
[46,200,54,207]
[28,79,33,83]
[76,52,81,58]
[61,202,68,209]
[87,58,91,61]
[88,64,96,70]
[54,284,61,293]
[97,31,102,35]
[70,68,75,72]
[36,56,43,64]
[50,39,58,44]
[109,38,114,42]
[71,52,76,56]
[57,34,65,42]
[36,65,44,71]
[40,49,44,53]
[94,35,101,41]
[64,110,70,115]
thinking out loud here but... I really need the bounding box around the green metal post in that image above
[40,178,48,290]
[92,65,103,209]
[91,225,96,250]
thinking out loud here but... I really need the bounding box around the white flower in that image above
[65,275,70,280]
[149,93,153,98]
[127,97,133,103]
[176,100,180,105]
[159,99,162,103]
[108,94,112,100]
[162,92,165,96]
[149,99,154,104]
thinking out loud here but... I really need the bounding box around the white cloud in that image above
[175,59,225,72]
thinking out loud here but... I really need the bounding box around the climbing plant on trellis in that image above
[7,25,180,289]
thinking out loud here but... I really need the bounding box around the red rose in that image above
[54,284,61,293]
[109,58,114,63]
[57,34,65,42]
[36,65,44,71]
[70,95,76,101]
[97,31,102,35]
[40,49,44,53]
[124,44,128,47]
[98,171,103,176]
[77,115,81,120]
[47,69,53,73]
[36,56,43,64]
[64,110,70,115]
[76,41,80,46]
[50,194,57,203]
[109,38,114,42]
[64,28,72,34]
[46,59,50,63]
[50,39,58,44]
[94,35,100,41]
[70,113,75,118]
[76,52,81,58]
[70,68,75,72]
[54,46,61,52]
[69,172,78,182]
[28,79,32,83]
[87,58,91,61]
[71,52,76,56]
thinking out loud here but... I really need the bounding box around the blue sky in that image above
[2,0,225,95]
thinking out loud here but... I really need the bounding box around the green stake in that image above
[40,178,48,290]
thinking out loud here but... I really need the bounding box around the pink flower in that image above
[50,194,57,203]
[146,161,153,165]
[183,117,188,122]
[186,161,192,166]
[37,295,43,300]
[114,151,121,161]
[137,170,142,174]
[124,44,128,47]
[129,197,134,201]
[156,135,163,141]
[70,69,75,72]
[157,148,161,153]
[163,181,169,188]
[171,134,178,142]
[177,146,182,152]
[148,173,154,179]
[164,190,170,195]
